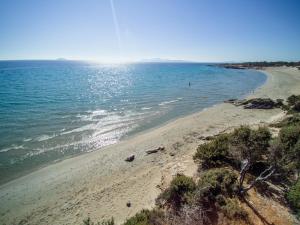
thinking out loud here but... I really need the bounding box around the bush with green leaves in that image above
[194,134,229,168]
[197,168,238,199]
[279,125,300,150]
[269,113,300,174]
[220,198,248,219]
[229,126,271,163]
[289,139,300,171]
[294,101,300,112]
[157,174,196,208]
[123,209,165,225]
[286,180,300,217]
[83,217,114,225]
[194,126,271,169]
[272,114,300,128]
[287,95,300,106]
[281,104,291,111]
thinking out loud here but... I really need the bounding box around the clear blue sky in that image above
[0,0,300,62]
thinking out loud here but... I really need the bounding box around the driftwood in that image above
[243,166,275,193]
[239,159,275,194]
[239,159,251,193]
[125,155,135,162]
[146,146,165,155]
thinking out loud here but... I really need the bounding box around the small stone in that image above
[126,201,131,207]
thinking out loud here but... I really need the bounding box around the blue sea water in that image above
[0,60,266,183]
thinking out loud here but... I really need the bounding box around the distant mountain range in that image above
[139,58,194,63]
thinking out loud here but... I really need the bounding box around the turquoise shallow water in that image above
[0,60,266,183]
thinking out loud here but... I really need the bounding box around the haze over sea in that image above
[0,60,266,183]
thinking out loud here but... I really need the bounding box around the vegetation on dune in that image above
[220,198,248,219]
[287,95,300,106]
[293,101,300,112]
[193,134,229,168]
[272,114,300,128]
[156,174,196,209]
[123,209,165,225]
[287,180,300,217]
[197,168,238,199]
[279,125,300,151]
[286,95,300,114]
[83,217,115,225]
[155,168,245,224]
[229,126,274,194]
[229,126,271,163]
[275,125,300,175]
[194,125,273,194]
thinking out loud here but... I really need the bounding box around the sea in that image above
[0,60,266,184]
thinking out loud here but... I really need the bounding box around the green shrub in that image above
[101,218,115,225]
[197,168,238,198]
[272,115,300,128]
[276,99,284,107]
[83,217,114,225]
[157,174,196,208]
[194,134,229,168]
[83,217,93,225]
[287,95,300,106]
[279,125,300,150]
[221,198,248,219]
[280,104,290,111]
[230,126,252,148]
[286,180,300,217]
[294,101,300,112]
[290,140,300,171]
[123,209,164,225]
[269,136,300,175]
[250,126,271,153]
[229,126,271,162]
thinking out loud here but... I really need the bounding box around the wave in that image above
[158,99,180,106]
[76,109,109,121]
[22,124,133,160]
[0,144,24,153]
[60,109,149,137]
[141,107,152,110]
[35,134,57,142]
[13,109,151,160]
[60,124,95,135]
[23,138,32,142]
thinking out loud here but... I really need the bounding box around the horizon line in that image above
[0,58,299,64]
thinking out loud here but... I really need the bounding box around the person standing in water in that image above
[189,82,191,87]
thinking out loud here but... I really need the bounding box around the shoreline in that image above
[0,66,266,186]
[121,69,267,143]
[1,66,300,225]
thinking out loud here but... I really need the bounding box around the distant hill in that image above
[139,58,194,63]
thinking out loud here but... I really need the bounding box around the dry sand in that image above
[1,67,300,225]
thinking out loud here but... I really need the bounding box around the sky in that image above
[0,0,300,62]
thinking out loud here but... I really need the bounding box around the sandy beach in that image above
[1,66,300,225]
